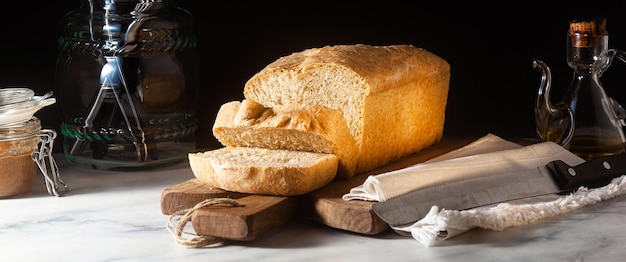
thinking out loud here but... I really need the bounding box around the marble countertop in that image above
[2,155,626,262]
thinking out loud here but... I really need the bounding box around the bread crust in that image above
[213,99,358,179]
[260,44,450,95]
[188,147,338,196]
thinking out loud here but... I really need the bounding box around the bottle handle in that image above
[594,49,626,77]
[596,49,626,127]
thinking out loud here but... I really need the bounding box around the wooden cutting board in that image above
[161,136,475,241]
[161,180,298,240]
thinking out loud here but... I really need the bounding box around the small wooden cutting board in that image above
[161,180,299,241]
[161,136,475,241]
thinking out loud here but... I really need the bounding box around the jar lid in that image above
[0,87,34,110]
[0,87,55,126]
[0,87,33,104]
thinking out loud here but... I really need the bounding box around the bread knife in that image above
[372,153,626,227]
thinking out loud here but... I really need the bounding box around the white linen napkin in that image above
[341,133,617,247]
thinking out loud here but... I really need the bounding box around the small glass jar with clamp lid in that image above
[0,88,67,197]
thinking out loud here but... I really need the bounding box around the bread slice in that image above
[213,99,358,179]
[244,44,450,174]
[188,147,338,196]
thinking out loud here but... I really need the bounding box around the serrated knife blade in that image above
[372,153,626,227]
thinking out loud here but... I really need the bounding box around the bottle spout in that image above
[532,59,575,146]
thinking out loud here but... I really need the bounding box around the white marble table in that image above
[2,155,626,262]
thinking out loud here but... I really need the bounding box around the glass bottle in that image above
[55,0,201,170]
[534,18,626,160]
[562,19,626,160]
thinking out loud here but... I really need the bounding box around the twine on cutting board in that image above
[167,198,244,248]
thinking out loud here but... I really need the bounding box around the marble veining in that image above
[1,155,626,262]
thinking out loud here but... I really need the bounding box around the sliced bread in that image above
[188,147,338,196]
[212,99,358,179]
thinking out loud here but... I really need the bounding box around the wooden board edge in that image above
[303,195,389,235]
[191,195,300,241]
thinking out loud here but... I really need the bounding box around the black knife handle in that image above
[546,153,626,192]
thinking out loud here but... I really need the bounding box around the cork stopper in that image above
[569,18,607,47]
[570,18,607,35]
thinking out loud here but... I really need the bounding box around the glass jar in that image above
[55,0,201,170]
[0,87,68,198]
[0,118,40,197]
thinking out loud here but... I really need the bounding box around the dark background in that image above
[4,1,626,152]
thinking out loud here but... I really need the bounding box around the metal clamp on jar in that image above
[0,87,68,197]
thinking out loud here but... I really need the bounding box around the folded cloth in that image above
[342,133,584,202]
[423,133,524,164]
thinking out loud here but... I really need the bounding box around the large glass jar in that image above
[55,0,201,170]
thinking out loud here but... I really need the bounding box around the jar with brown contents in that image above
[0,117,41,197]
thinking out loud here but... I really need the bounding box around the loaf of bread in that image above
[188,147,338,196]
[213,99,358,179]
[244,44,450,174]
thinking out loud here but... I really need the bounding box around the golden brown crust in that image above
[263,44,450,95]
